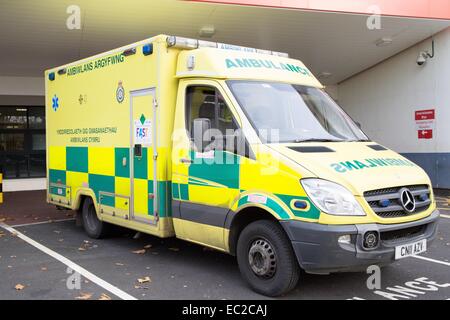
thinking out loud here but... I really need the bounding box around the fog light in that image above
[363,231,379,249]
[338,235,351,244]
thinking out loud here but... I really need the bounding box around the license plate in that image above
[395,239,427,260]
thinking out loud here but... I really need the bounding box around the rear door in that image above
[130,88,158,224]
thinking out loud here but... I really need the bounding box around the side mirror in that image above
[193,118,211,152]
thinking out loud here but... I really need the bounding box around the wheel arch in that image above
[227,205,286,256]
[73,189,97,213]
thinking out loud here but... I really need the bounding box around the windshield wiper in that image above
[348,139,372,142]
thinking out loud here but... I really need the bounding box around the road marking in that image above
[412,255,450,267]
[11,218,75,228]
[440,214,450,219]
[0,222,137,300]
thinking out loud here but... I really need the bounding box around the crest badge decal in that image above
[116,81,125,103]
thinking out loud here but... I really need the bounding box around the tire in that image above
[81,197,110,239]
[236,220,300,297]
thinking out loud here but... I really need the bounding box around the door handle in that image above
[180,158,193,164]
[134,144,142,157]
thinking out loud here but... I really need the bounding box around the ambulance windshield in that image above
[227,80,369,143]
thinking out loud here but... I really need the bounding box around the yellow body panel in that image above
[172,218,227,252]
[88,147,115,176]
[48,146,66,171]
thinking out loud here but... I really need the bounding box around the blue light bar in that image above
[142,43,153,56]
[48,72,55,81]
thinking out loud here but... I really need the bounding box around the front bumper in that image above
[280,210,440,274]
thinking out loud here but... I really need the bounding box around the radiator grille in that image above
[363,185,431,218]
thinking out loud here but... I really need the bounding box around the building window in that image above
[0,106,46,178]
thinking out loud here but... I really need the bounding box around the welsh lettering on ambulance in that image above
[331,158,416,173]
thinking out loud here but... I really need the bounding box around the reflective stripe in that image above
[173,200,230,228]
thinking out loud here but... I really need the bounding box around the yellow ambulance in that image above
[45,34,439,296]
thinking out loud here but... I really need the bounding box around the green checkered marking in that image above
[66,146,88,173]
[115,148,130,178]
[49,169,67,196]
[49,147,173,217]
[89,174,115,207]
[133,147,148,179]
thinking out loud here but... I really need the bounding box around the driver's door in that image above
[172,80,242,249]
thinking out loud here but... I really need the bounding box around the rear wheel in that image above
[81,197,110,239]
[236,220,300,297]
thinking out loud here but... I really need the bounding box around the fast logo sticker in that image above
[134,114,152,145]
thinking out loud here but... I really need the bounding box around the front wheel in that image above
[81,197,110,239]
[236,220,300,297]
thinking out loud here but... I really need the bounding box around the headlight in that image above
[301,179,366,216]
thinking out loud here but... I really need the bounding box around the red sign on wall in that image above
[415,109,435,121]
[418,130,432,139]
[415,109,435,140]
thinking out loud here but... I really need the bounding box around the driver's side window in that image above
[186,86,238,135]
[185,86,239,151]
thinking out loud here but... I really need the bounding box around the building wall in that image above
[0,76,44,96]
[324,84,339,101]
[3,178,46,192]
[338,27,450,188]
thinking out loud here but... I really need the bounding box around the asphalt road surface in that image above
[0,194,449,300]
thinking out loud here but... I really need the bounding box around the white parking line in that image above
[412,255,450,267]
[0,222,137,300]
[440,214,450,219]
[11,218,75,228]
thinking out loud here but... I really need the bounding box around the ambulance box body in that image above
[45,35,439,297]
